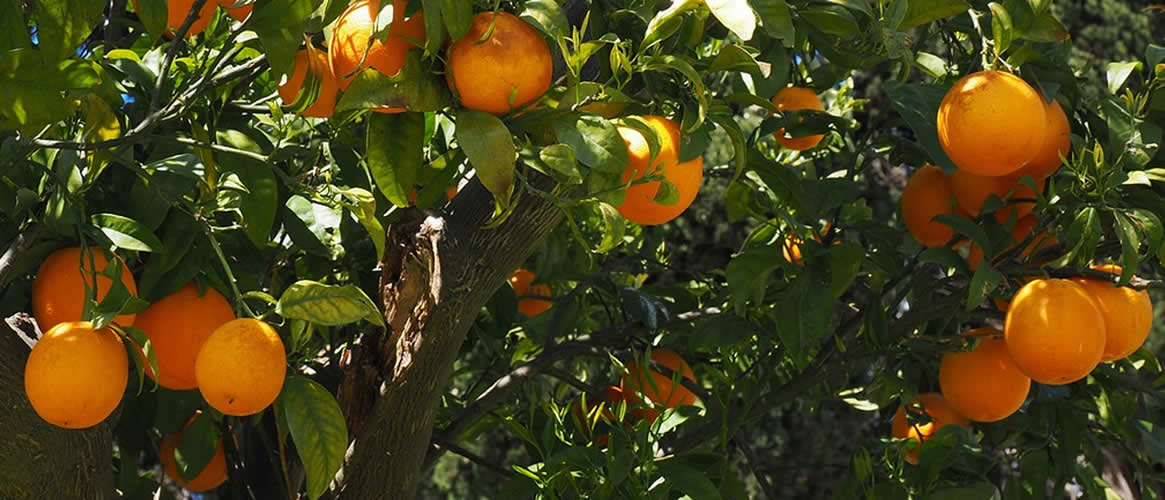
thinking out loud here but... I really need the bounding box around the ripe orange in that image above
[446,11,553,115]
[219,0,251,21]
[1005,279,1105,384]
[891,393,968,465]
[615,116,704,225]
[133,283,236,390]
[1017,97,1071,178]
[194,318,286,416]
[948,169,1044,221]
[939,330,1030,422]
[901,164,962,247]
[159,411,228,492]
[329,0,426,107]
[133,0,218,38]
[621,348,698,409]
[32,247,138,332]
[1071,265,1153,362]
[937,70,1046,176]
[770,87,825,150]
[508,268,552,317]
[24,322,128,429]
[278,47,340,118]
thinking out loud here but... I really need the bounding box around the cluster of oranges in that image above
[890,70,1155,464]
[571,348,699,446]
[23,247,288,491]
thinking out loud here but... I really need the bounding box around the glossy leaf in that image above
[92,214,164,252]
[456,109,516,207]
[280,375,349,500]
[276,280,385,327]
[367,112,425,207]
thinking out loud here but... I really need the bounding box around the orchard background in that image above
[1,0,1164,498]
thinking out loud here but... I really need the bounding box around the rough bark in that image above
[0,314,115,499]
[335,178,566,498]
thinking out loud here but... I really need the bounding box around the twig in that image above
[0,224,47,292]
[541,365,602,395]
[151,0,211,113]
[276,424,296,500]
[157,136,269,162]
[430,436,515,478]
[733,440,779,500]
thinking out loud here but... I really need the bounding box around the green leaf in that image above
[338,187,386,259]
[282,195,340,257]
[521,0,569,41]
[32,0,104,64]
[441,0,472,40]
[1052,206,1100,268]
[1106,61,1143,95]
[539,144,583,184]
[217,132,278,247]
[725,244,782,311]
[705,0,756,41]
[828,242,863,298]
[0,0,30,51]
[639,55,708,126]
[174,413,219,483]
[899,0,968,30]
[774,270,834,366]
[1113,212,1141,286]
[1148,44,1165,69]
[456,109,516,208]
[653,179,680,205]
[280,375,349,500]
[418,0,447,54]
[642,0,702,51]
[709,115,748,183]
[1021,10,1068,42]
[134,0,169,41]
[595,202,625,253]
[656,461,722,500]
[276,280,385,327]
[0,49,102,132]
[92,214,165,252]
[251,0,316,80]
[914,51,948,78]
[927,482,1001,500]
[553,115,630,173]
[753,0,795,46]
[367,112,425,207]
[885,81,956,171]
[801,5,860,39]
[988,2,1013,56]
[336,53,452,113]
[708,45,764,76]
[966,261,1003,310]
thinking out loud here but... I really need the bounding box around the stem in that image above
[276,425,295,500]
[967,9,993,70]
[203,222,257,318]
[151,0,211,113]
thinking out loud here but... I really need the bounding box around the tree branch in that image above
[150,0,211,112]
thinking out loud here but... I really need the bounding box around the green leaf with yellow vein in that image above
[280,376,349,500]
[276,280,385,327]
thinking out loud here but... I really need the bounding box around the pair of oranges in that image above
[24,247,289,491]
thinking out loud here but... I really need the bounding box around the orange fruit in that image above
[1071,265,1153,362]
[329,0,426,110]
[133,0,218,38]
[194,318,286,416]
[133,283,236,390]
[32,247,138,332]
[24,321,128,429]
[1004,279,1105,384]
[278,47,340,118]
[621,348,698,409]
[948,169,1044,221]
[770,87,825,150]
[937,70,1046,176]
[159,411,228,492]
[901,164,962,247]
[891,393,969,465]
[615,116,704,225]
[508,268,552,317]
[446,11,553,115]
[939,329,1031,422]
[1017,97,1071,178]
[219,0,251,21]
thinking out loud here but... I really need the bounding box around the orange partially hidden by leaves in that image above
[24,322,128,429]
[195,319,286,416]
[509,268,552,317]
[33,247,138,332]
[1072,265,1153,362]
[1018,97,1071,179]
[770,86,826,151]
[616,116,704,225]
[329,0,426,114]
[134,283,236,390]
[446,11,552,115]
[948,169,1044,222]
[891,393,969,465]
[571,385,624,446]
[967,215,1055,270]
[622,348,698,409]
[781,223,836,264]
[901,164,962,247]
[939,330,1031,422]
[133,0,218,38]
[219,0,252,21]
[278,47,340,118]
[160,411,228,492]
[1005,279,1105,384]
[937,70,1047,176]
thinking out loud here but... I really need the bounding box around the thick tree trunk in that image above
[335,178,565,498]
[0,315,115,499]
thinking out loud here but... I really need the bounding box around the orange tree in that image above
[0,0,1163,498]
